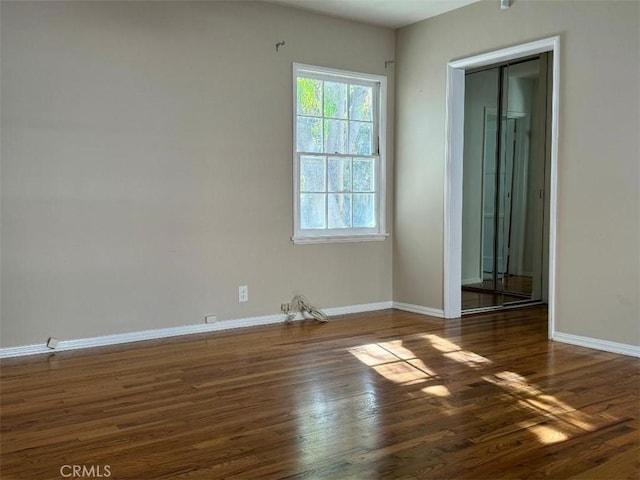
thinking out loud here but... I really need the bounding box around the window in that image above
[292,63,387,244]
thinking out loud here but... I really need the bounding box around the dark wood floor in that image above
[2,307,639,479]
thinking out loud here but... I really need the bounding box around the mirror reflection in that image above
[461,56,551,311]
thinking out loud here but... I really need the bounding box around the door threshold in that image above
[462,300,545,316]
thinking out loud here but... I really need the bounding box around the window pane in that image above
[300,194,326,229]
[324,82,348,119]
[297,78,322,116]
[349,121,372,155]
[349,85,372,121]
[300,155,326,192]
[297,117,323,153]
[353,193,376,228]
[353,157,375,192]
[324,119,348,154]
[328,156,351,192]
[328,194,352,228]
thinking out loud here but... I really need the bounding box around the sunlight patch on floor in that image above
[526,424,569,444]
[484,371,542,395]
[420,334,460,353]
[347,335,618,448]
[348,343,400,366]
[421,384,451,397]
[373,362,432,386]
[483,370,602,444]
[443,349,492,368]
[348,342,438,387]
[407,358,437,377]
[377,340,417,359]
[422,334,493,369]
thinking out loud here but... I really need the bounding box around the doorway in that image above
[461,56,550,312]
[443,37,560,336]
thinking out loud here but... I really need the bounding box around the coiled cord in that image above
[285,295,329,323]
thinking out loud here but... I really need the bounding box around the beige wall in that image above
[394,0,640,345]
[3,0,638,351]
[0,1,395,347]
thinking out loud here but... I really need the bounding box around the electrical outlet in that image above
[46,337,59,349]
[205,315,217,324]
[239,285,248,302]
[281,303,291,313]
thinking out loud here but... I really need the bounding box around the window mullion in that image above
[374,84,379,155]
[298,152,375,158]
[346,85,351,156]
[325,155,329,230]
[321,80,325,154]
[350,156,354,228]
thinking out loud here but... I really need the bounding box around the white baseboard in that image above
[6,302,635,360]
[324,301,393,317]
[461,277,483,286]
[392,302,445,318]
[0,301,393,359]
[552,332,640,358]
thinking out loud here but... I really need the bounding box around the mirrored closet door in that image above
[461,55,551,312]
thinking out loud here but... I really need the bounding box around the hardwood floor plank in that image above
[2,306,638,479]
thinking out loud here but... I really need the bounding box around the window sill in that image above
[292,233,389,245]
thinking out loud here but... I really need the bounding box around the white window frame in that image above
[292,63,388,244]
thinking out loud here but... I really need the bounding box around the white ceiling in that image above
[265,0,482,29]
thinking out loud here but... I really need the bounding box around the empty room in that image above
[1,0,639,479]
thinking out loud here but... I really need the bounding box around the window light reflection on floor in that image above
[348,343,399,367]
[348,334,495,390]
[294,385,381,466]
[483,371,602,444]
[526,424,569,444]
[421,384,451,397]
[376,340,416,360]
[422,334,493,369]
[348,342,439,388]
[372,362,431,386]
[407,358,437,377]
[347,334,617,447]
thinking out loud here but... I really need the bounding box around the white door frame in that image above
[443,36,560,340]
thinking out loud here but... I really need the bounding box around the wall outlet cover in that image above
[239,285,249,302]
